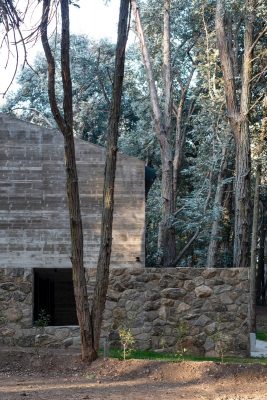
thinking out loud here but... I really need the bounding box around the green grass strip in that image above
[100,348,267,366]
[256,331,267,342]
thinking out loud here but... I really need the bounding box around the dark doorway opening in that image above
[33,268,78,326]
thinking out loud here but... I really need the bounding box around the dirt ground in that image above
[0,348,267,400]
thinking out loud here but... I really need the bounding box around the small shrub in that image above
[118,326,135,360]
[34,310,51,357]
[211,318,231,362]
[175,319,189,360]
[34,309,51,328]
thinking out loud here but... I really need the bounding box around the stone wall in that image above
[0,113,145,269]
[0,267,250,357]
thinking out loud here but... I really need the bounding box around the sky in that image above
[0,0,122,105]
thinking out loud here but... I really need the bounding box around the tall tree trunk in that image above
[207,144,228,268]
[131,0,176,266]
[215,0,254,268]
[257,96,267,304]
[160,0,176,266]
[219,179,234,265]
[249,165,261,332]
[159,150,176,266]
[257,205,267,305]
[173,68,195,201]
[41,0,92,362]
[41,0,130,362]
[91,0,130,354]
[233,124,251,267]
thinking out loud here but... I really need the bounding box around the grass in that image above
[101,348,267,366]
[256,331,267,342]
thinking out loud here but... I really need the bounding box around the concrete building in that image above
[0,113,145,330]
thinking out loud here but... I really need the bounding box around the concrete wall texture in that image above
[0,267,249,357]
[0,113,145,269]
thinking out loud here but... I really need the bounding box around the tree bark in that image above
[249,164,261,332]
[90,0,130,354]
[257,204,267,305]
[207,144,228,268]
[131,0,176,266]
[173,68,195,201]
[215,0,254,268]
[41,0,130,362]
[41,0,93,362]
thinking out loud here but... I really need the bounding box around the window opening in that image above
[33,268,78,326]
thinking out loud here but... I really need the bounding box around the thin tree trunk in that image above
[257,206,267,305]
[249,165,261,332]
[219,179,234,265]
[173,68,195,201]
[257,96,267,304]
[90,0,130,354]
[131,0,176,266]
[41,0,130,362]
[41,0,92,362]
[207,144,228,268]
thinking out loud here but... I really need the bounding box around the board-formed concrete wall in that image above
[0,113,145,269]
[0,267,250,357]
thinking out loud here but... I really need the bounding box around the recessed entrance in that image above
[33,268,78,326]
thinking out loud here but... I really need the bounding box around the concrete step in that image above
[251,339,267,358]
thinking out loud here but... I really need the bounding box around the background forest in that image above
[1,0,267,300]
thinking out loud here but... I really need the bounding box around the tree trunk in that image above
[173,68,195,201]
[131,0,176,266]
[41,0,130,362]
[60,2,94,361]
[159,150,176,267]
[215,0,254,268]
[90,0,130,354]
[207,144,228,268]
[249,165,261,332]
[257,96,267,304]
[257,205,267,305]
[173,101,185,200]
[63,133,94,361]
[233,123,251,268]
[41,0,93,362]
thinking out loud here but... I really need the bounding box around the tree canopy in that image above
[1,0,267,277]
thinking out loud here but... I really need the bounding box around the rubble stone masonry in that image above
[0,267,249,357]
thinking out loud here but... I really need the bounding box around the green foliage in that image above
[118,326,135,360]
[34,309,50,328]
[256,332,267,342]
[3,35,140,146]
[2,0,266,268]
[175,319,189,360]
[103,348,267,365]
[211,318,232,362]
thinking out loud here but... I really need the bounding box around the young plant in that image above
[34,309,51,328]
[159,334,167,351]
[118,326,135,360]
[212,318,231,362]
[34,309,51,356]
[175,319,189,360]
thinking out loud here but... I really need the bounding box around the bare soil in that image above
[0,348,267,400]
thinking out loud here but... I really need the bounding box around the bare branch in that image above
[131,0,163,135]
[169,228,200,267]
[96,48,111,107]
[40,0,65,132]
[9,107,53,126]
[249,25,267,53]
